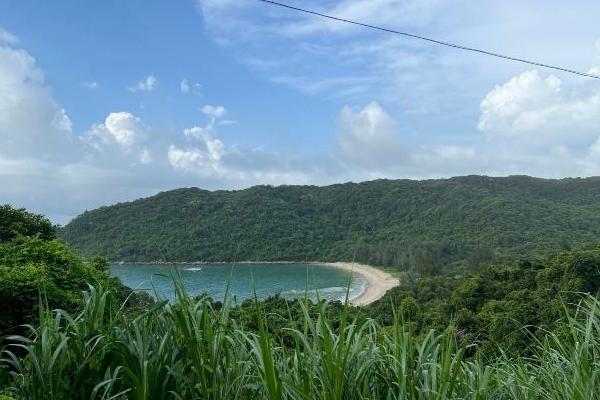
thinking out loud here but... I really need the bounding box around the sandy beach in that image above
[320,262,399,306]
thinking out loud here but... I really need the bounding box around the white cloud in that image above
[201,104,227,118]
[478,70,600,150]
[88,112,145,149]
[169,111,226,176]
[83,112,155,166]
[104,112,144,148]
[337,101,405,169]
[168,141,223,175]
[0,42,77,162]
[128,74,157,92]
[168,113,336,183]
[0,28,19,45]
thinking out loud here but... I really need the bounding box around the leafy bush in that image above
[0,205,150,335]
[0,205,56,243]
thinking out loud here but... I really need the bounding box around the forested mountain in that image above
[60,175,600,271]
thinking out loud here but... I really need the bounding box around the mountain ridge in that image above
[60,175,600,271]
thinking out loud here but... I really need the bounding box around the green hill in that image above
[60,175,600,271]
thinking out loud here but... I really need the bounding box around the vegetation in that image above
[61,176,600,272]
[368,244,600,354]
[0,205,56,242]
[2,279,600,399]
[198,244,600,356]
[3,203,600,398]
[0,205,150,335]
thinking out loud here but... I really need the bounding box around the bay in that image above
[110,263,366,304]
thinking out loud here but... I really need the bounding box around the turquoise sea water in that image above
[110,263,366,303]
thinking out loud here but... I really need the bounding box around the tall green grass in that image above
[2,280,599,399]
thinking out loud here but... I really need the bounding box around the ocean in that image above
[110,262,366,304]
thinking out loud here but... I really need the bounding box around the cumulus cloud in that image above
[97,112,144,149]
[168,139,223,175]
[128,74,157,92]
[337,102,405,169]
[335,102,482,176]
[168,106,338,184]
[168,106,229,176]
[83,112,154,165]
[0,40,77,162]
[478,70,600,150]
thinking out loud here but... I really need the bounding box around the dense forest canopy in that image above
[61,175,600,271]
[0,206,149,335]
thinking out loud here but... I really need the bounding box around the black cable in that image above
[257,0,600,80]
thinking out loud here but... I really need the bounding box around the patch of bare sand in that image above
[321,262,399,306]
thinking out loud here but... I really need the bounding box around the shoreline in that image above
[318,262,399,306]
[111,260,399,306]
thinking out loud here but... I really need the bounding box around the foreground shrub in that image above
[2,278,600,399]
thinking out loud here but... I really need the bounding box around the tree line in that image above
[61,175,600,274]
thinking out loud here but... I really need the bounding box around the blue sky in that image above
[1,0,600,223]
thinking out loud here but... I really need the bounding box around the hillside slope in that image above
[60,175,600,271]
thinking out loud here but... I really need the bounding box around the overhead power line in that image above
[257,0,600,80]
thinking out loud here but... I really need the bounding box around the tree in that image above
[0,205,150,334]
[0,204,56,242]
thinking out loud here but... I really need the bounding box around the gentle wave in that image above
[280,282,366,302]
